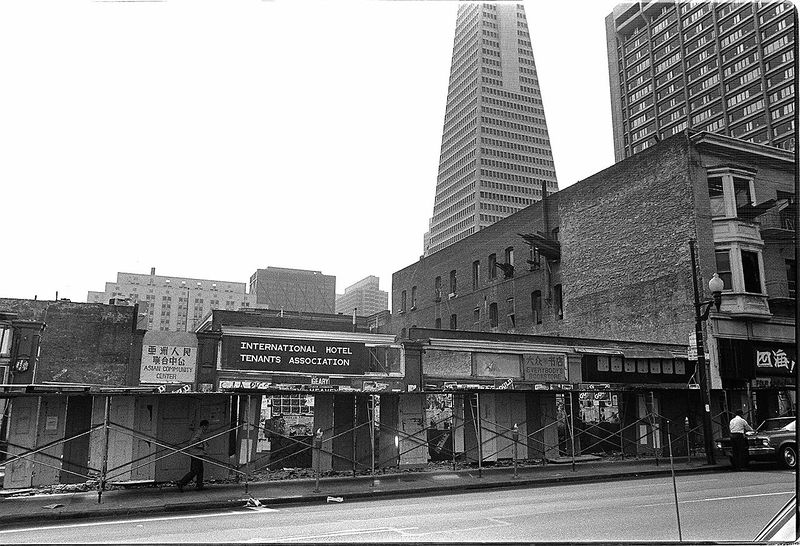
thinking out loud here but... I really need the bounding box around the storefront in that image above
[411,328,696,461]
[208,326,408,471]
[717,337,796,426]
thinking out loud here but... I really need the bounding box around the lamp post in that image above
[689,239,724,465]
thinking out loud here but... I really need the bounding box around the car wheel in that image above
[779,444,797,469]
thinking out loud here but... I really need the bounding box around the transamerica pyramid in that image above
[424,2,558,256]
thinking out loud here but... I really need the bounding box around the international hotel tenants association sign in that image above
[222,336,369,375]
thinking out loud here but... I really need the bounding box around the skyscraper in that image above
[606,1,795,161]
[424,2,558,256]
[335,276,389,316]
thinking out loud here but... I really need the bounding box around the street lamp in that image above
[689,240,724,465]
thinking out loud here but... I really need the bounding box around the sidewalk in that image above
[0,457,728,528]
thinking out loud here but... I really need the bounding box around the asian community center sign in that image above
[139,331,198,385]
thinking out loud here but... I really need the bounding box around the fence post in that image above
[245,395,251,495]
[370,395,376,487]
[352,396,358,479]
[476,393,483,478]
[667,420,683,542]
[313,428,323,493]
[568,393,576,473]
[512,423,519,479]
[98,395,112,504]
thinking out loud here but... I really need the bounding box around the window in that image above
[473,307,480,323]
[435,317,442,328]
[708,176,725,217]
[507,297,515,327]
[411,286,417,309]
[488,254,497,279]
[489,302,499,327]
[551,228,559,241]
[531,291,542,324]
[787,260,796,299]
[472,260,481,289]
[505,246,514,266]
[434,276,442,300]
[0,326,10,356]
[715,250,732,290]
[400,290,407,313]
[449,270,457,294]
[554,284,563,320]
[733,177,753,210]
[741,251,762,293]
[449,314,458,330]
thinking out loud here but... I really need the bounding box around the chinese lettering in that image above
[756,349,796,374]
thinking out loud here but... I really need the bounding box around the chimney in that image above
[151,267,156,276]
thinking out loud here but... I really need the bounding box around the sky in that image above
[0,0,621,303]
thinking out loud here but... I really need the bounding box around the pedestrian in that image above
[729,409,753,470]
[176,420,209,491]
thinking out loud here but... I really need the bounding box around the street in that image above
[0,468,794,543]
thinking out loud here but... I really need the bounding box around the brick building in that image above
[0,298,143,386]
[393,130,795,430]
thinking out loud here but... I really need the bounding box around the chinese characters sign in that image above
[522,353,567,383]
[756,348,796,375]
[140,331,197,384]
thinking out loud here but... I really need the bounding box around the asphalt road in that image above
[0,468,794,543]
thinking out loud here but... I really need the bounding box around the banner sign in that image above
[522,353,568,382]
[140,331,198,385]
[222,336,368,375]
[755,345,796,376]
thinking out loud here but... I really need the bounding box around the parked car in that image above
[716,417,797,469]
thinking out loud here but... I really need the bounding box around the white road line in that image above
[638,490,794,508]
[0,507,277,534]
[261,526,418,542]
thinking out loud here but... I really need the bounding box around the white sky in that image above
[0,0,620,303]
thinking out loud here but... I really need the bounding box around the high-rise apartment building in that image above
[335,276,389,316]
[606,1,795,161]
[87,268,257,332]
[424,2,558,256]
[249,267,336,314]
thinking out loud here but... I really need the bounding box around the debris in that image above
[245,497,263,508]
[326,496,344,503]
[42,503,64,509]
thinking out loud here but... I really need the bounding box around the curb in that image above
[0,465,724,528]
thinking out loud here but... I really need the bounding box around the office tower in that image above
[335,276,389,316]
[606,1,795,161]
[424,2,559,256]
[249,267,336,314]
[87,268,257,332]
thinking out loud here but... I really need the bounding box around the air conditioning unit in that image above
[448,292,457,299]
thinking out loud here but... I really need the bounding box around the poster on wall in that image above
[140,331,198,385]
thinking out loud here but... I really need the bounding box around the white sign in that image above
[140,331,198,384]
[687,332,697,360]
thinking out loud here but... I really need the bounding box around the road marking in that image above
[259,526,418,542]
[638,490,794,508]
[0,507,277,534]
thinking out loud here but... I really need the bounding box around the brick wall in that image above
[392,196,562,337]
[558,134,698,344]
[0,298,139,385]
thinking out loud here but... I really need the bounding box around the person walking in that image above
[729,410,754,470]
[176,420,209,491]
